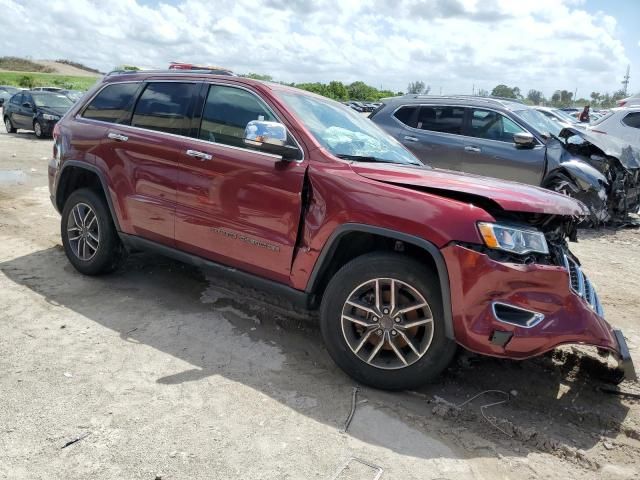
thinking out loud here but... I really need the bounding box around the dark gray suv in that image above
[370,95,640,224]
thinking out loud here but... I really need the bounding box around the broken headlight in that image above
[477,222,549,255]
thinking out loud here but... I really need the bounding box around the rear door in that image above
[387,104,466,170]
[460,108,545,185]
[103,81,198,246]
[175,83,307,284]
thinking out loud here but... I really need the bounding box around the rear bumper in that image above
[442,244,636,380]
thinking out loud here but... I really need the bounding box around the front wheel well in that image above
[309,230,441,301]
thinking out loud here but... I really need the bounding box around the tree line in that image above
[243,73,402,101]
[488,84,626,108]
[243,74,627,108]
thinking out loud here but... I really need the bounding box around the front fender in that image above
[545,159,609,223]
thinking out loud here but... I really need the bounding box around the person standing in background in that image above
[579,105,590,123]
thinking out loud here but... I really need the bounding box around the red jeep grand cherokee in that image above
[48,69,635,390]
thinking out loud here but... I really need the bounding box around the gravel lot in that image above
[1,120,639,479]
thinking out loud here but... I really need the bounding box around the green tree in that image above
[18,75,35,88]
[491,84,517,98]
[590,91,601,107]
[243,73,273,81]
[327,81,348,100]
[407,81,426,94]
[347,81,377,100]
[526,89,544,105]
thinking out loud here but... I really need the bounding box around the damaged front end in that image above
[446,210,637,382]
[546,127,640,225]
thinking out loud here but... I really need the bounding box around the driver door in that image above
[175,83,307,284]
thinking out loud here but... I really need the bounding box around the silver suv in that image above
[370,95,640,224]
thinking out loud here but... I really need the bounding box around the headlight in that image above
[477,222,549,255]
[42,114,60,121]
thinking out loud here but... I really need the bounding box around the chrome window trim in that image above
[77,80,305,162]
[491,301,545,329]
[390,103,542,146]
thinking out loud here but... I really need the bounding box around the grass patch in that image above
[0,56,54,73]
[0,71,99,91]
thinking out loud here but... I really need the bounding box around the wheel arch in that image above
[55,161,120,231]
[543,159,608,192]
[306,224,454,339]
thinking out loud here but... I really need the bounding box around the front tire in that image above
[33,120,44,138]
[61,188,124,275]
[4,116,16,133]
[320,252,456,390]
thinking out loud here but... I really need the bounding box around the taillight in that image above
[618,101,627,107]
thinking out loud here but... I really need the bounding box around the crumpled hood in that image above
[351,163,589,216]
[560,127,640,170]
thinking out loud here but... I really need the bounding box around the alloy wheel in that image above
[5,118,11,132]
[34,122,42,137]
[341,277,434,369]
[66,202,100,261]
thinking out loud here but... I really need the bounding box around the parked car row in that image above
[3,90,75,138]
[343,100,381,112]
[370,95,640,225]
[45,67,634,390]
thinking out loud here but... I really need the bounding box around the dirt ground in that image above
[0,119,639,480]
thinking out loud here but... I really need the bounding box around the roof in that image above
[382,94,527,111]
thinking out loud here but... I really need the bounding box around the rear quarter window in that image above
[131,82,197,136]
[392,106,418,128]
[622,112,640,129]
[82,83,141,124]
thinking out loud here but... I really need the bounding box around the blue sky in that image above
[1,0,637,97]
[585,0,638,94]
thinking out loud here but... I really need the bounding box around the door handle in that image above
[107,132,128,142]
[186,149,213,161]
[403,135,419,142]
[464,145,481,153]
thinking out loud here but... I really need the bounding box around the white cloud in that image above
[0,0,630,97]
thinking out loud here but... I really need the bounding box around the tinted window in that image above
[11,94,22,105]
[622,112,640,129]
[199,85,276,147]
[131,82,196,135]
[83,83,140,123]
[469,109,525,142]
[393,106,418,128]
[417,106,464,134]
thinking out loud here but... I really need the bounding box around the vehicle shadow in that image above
[0,246,632,462]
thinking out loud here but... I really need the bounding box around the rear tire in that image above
[320,252,456,390]
[61,188,125,275]
[4,116,16,133]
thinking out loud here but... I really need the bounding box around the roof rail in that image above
[400,94,525,105]
[106,68,236,77]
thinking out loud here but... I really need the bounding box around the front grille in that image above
[563,254,604,316]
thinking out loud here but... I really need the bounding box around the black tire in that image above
[33,120,44,138]
[4,116,16,133]
[320,252,456,390]
[61,188,125,275]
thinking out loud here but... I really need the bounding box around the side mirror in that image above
[243,120,301,160]
[514,132,535,148]
[22,102,32,109]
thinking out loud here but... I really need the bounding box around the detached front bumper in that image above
[442,244,636,381]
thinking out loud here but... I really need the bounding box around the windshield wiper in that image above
[336,154,421,166]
